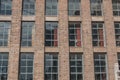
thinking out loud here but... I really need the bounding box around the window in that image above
[94,54,107,80]
[90,0,103,16]
[22,0,35,15]
[45,22,58,47]
[45,53,58,80]
[0,0,12,15]
[0,53,9,80]
[19,53,34,80]
[0,22,11,46]
[68,0,80,16]
[115,23,120,46]
[92,22,105,47]
[21,22,34,47]
[69,22,81,47]
[112,0,120,16]
[45,0,58,16]
[118,53,120,69]
[70,54,83,80]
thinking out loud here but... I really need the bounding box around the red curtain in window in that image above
[76,27,81,47]
[98,29,104,46]
[54,28,58,46]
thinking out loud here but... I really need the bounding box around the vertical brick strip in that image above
[34,0,45,80]
[81,0,94,80]
[8,0,22,80]
[103,0,117,80]
[59,0,69,80]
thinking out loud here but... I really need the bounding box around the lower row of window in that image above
[0,52,118,80]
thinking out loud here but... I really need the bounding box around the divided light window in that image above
[45,0,58,16]
[118,53,120,69]
[19,53,34,80]
[22,0,35,15]
[112,0,120,16]
[0,0,12,15]
[92,22,105,47]
[94,54,107,80]
[68,0,80,16]
[21,22,34,47]
[115,23,120,46]
[70,54,83,80]
[69,22,81,47]
[0,22,11,46]
[90,0,103,16]
[45,53,58,80]
[45,22,58,47]
[0,53,9,80]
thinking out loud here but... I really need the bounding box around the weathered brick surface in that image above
[0,0,119,80]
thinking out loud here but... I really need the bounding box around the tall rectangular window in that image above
[92,22,105,47]
[69,22,81,47]
[0,22,11,46]
[115,22,120,46]
[21,22,34,47]
[45,22,58,47]
[0,0,12,15]
[45,53,58,80]
[68,0,80,16]
[45,0,58,16]
[90,0,103,16]
[19,53,34,80]
[94,54,107,80]
[112,0,120,16]
[0,53,8,80]
[22,0,35,15]
[118,53,120,69]
[70,54,83,80]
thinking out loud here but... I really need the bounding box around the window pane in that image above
[90,0,103,16]
[112,0,120,16]
[0,53,9,80]
[69,22,81,47]
[0,0,12,15]
[21,22,34,47]
[45,53,58,80]
[22,0,35,15]
[45,22,58,47]
[94,54,107,80]
[70,54,83,80]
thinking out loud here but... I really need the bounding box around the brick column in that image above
[103,0,117,80]
[33,0,45,80]
[8,0,22,80]
[81,0,94,80]
[59,0,69,80]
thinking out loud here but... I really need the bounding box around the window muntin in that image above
[68,0,80,16]
[0,0,12,15]
[45,54,58,80]
[45,0,58,16]
[21,22,34,47]
[0,53,8,80]
[112,0,120,16]
[69,22,81,47]
[70,54,83,80]
[90,0,103,16]
[22,0,35,15]
[115,23,120,46]
[0,22,10,46]
[92,22,105,47]
[19,53,34,80]
[45,22,58,47]
[94,54,107,80]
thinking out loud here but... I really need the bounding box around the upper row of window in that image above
[0,0,120,16]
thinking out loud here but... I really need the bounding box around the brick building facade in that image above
[0,0,120,80]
